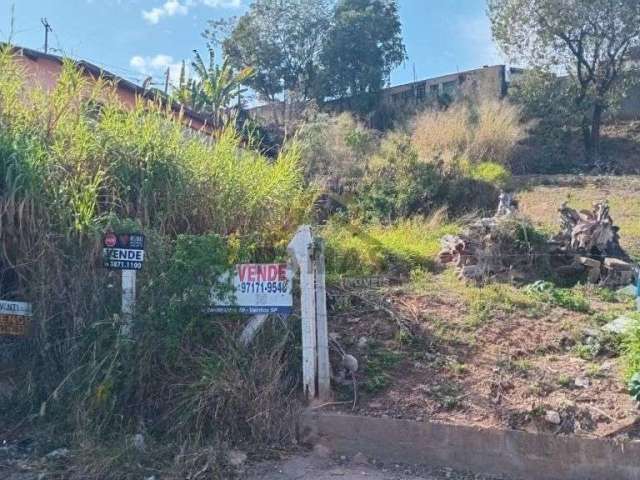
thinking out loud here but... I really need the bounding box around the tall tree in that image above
[488,0,640,162]
[318,0,406,111]
[218,0,332,102]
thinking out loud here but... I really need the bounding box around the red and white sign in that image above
[210,263,293,314]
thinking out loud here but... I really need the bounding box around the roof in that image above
[7,44,211,128]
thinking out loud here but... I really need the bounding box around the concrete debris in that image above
[440,196,636,287]
[602,316,636,335]
[45,448,69,460]
[227,449,248,467]
[131,433,145,452]
[313,443,332,458]
[545,410,561,425]
[574,376,591,389]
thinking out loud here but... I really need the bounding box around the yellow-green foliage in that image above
[469,161,512,189]
[323,214,460,277]
[0,48,311,242]
[412,99,525,168]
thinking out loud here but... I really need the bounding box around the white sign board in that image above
[211,263,293,314]
[0,300,33,336]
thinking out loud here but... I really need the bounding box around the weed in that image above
[525,281,591,313]
[464,283,540,326]
[362,344,403,394]
[323,216,459,277]
[557,374,573,388]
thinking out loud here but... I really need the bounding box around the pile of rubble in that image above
[439,193,636,287]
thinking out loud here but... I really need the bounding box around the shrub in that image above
[469,161,512,190]
[356,132,444,220]
[322,214,459,278]
[412,98,526,168]
[294,111,378,182]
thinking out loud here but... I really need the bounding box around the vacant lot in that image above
[324,176,640,438]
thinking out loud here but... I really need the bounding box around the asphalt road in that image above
[244,454,511,480]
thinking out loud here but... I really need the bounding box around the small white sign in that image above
[211,263,293,314]
[0,300,32,316]
[0,300,32,336]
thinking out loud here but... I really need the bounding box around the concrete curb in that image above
[300,411,640,480]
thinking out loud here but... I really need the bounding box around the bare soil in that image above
[325,272,638,438]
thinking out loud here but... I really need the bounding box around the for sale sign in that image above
[0,300,32,336]
[210,263,293,314]
[103,233,145,270]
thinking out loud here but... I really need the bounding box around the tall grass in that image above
[412,99,526,168]
[323,213,459,278]
[0,47,309,475]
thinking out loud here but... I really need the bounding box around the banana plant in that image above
[185,45,255,129]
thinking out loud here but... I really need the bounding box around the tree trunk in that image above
[590,103,603,165]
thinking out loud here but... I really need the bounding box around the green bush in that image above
[469,161,512,189]
[323,215,459,278]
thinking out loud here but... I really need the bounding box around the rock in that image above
[341,354,358,374]
[545,410,561,425]
[357,337,368,349]
[227,449,247,467]
[578,256,601,269]
[602,316,636,335]
[313,443,332,458]
[131,433,145,452]
[617,284,637,297]
[46,448,70,460]
[604,258,633,270]
[351,452,369,465]
[574,376,591,388]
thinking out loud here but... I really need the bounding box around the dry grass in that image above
[412,99,526,169]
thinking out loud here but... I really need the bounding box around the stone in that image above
[574,376,591,388]
[357,337,368,349]
[545,410,561,425]
[578,256,601,269]
[46,448,70,460]
[132,433,145,452]
[602,316,636,335]
[351,452,369,465]
[617,284,637,297]
[604,258,633,270]
[227,449,247,467]
[313,443,332,458]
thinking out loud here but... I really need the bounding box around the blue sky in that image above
[0,0,503,98]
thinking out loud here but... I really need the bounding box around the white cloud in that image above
[142,0,189,24]
[129,54,185,87]
[142,0,241,24]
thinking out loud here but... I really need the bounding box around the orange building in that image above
[9,45,212,132]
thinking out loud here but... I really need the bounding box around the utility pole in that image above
[41,18,52,54]
[163,67,170,95]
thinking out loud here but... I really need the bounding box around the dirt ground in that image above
[325,268,638,439]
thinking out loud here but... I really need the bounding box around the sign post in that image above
[287,226,331,402]
[102,232,145,336]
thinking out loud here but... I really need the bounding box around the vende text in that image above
[237,264,287,282]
